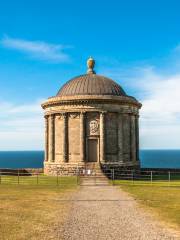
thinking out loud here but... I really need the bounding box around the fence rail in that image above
[0,169,180,186]
[0,170,78,186]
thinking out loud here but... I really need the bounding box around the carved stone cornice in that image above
[41,95,142,109]
[44,108,139,117]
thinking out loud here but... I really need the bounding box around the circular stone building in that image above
[41,58,142,175]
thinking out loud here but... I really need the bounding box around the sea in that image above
[0,150,180,169]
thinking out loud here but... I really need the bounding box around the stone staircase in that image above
[79,163,111,186]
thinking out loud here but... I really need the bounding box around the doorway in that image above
[87,139,98,162]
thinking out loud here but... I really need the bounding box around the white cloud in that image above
[1,35,70,62]
[0,100,44,150]
[99,51,180,149]
[138,70,180,149]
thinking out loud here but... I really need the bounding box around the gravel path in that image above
[62,185,179,240]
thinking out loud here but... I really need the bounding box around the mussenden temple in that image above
[41,57,142,175]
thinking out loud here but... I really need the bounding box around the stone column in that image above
[135,115,139,162]
[49,114,55,162]
[118,113,123,162]
[44,115,49,161]
[62,113,68,162]
[100,112,105,163]
[130,114,136,162]
[80,112,85,162]
[122,113,130,162]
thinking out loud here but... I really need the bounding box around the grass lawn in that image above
[117,181,180,230]
[0,174,78,186]
[0,177,77,240]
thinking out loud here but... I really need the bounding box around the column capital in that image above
[49,114,55,119]
[80,111,86,115]
[61,112,68,119]
[100,111,106,115]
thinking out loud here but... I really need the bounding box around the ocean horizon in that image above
[0,150,180,169]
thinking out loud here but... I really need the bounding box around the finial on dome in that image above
[87,56,95,74]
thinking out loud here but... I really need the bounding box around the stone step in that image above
[80,181,109,186]
[80,176,105,179]
[79,171,110,185]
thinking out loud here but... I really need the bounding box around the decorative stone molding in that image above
[41,95,142,109]
[44,104,140,118]
[69,113,80,119]
[56,114,63,120]
[89,120,99,135]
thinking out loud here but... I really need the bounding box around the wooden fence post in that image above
[36,172,39,185]
[168,171,171,183]
[112,169,115,185]
[150,171,153,183]
[77,168,79,185]
[56,172,59,186]
[132,170,134,184]
[18,169,20,185]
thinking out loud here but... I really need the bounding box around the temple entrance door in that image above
[87,139,98,162]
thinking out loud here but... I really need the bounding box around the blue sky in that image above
[0,0,180,150]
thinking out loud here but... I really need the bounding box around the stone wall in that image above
[44,163,81,176]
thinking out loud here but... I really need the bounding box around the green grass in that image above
[0,178,77,240]
[0,174,78,186]
[113,179,180,186]
[117,181,180,229]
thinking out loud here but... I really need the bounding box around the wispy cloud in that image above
[0,100,44,150]
[100,46,180,149]
[1,35,70,62]
[136,69,180,149]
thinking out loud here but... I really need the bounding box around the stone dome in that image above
[56,74,126,97]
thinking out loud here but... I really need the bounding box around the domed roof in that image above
[56,57,126,97]
[56,74,126,97]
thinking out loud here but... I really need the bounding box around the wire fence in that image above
[0,169,78,186]
[0,168,180,186]
[111,169,180,186]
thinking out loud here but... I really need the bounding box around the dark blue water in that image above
[0,150,179,169]
[0,151,44,168]
[140,150,180,169]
